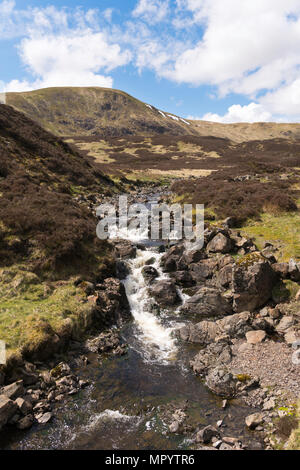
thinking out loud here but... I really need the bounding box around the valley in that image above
[0,87,300,451]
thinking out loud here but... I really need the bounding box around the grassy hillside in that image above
[0,104,116,358]
[6,87,196,137]
[6,86,300,142]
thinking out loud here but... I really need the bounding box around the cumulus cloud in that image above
[197,103,273,123]
[1,2,131,91]
[133,0,169,23]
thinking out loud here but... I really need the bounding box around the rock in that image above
[0,395,18,429]
[233,261,277,312]
[245,330,266,344]
[1,380,24,400]
[169,421,179,433]
[212,440,223,449]
[116,260,130,280]
[142,266,159,284]
[276,316,294,334]
[161,245,184,272]
[96,278,131,325]
[272,263,289,279]
[114,240,136,259]
[150,280,181,307]
[179,321,220,345]
[36,412,52,424]
[288,259,300,281]
[15,397,33,415]
[207,233,234,254]
[219,443,233,450]
[189,259,218,283]
[216,264,233,288]
[17,414,34,430]
[222,436,240,445]
[245,412,264,429]
[222,400,228,409]
[205,367,236,398]
[284,329,298,344]
[196,425,219,444]
[171,270,194,287]
[217,311,251,338]
[223,217,237,228]
[263,398,276,411]
[181,287,232,319]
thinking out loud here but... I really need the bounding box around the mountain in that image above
[6,87,197,138]
[6,87,300,142]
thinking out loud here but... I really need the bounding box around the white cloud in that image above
[1,4,131,92]
[133,0,169,23]
[197,103,273,123]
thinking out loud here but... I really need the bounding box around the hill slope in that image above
[6,87,196,137]
[0,103,114,273]
[6,86,300,142]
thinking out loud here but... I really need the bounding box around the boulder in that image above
[179,321,220,345]
[289,259,300,282]
[15,397,33,415]
[216,264,233,288]
[189,259,218,283]
[276,316,294,334]
[233,261,277,312]
[114,240,136,259]
[207,233,234,254]
[272,263,289,279]
[17,414,34,430]
[171,270,194,287]
[142,266,159,284]
[217,311,252,338]
[245,330,266,344]
[205,367,236,398]
[150,280,181,307]
[245,413,264,429]
[1,380,24,400]
[181,287,232,319]
[0,395,18,430]
[196,425,219,444]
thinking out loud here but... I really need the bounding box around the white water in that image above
[123,246,182,364]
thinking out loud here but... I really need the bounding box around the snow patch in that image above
[167,114,179,121]
[180,118,191,126]
[158,110,166,118]
[145,104,153,109]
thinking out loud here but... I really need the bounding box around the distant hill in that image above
[6,87,196,138]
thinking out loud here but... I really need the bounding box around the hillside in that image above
[0,103,115,273]
[6,87,196,138]
[5,87,300,142]
[192,120,300,143]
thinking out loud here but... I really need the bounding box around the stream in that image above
[1,193,262,450]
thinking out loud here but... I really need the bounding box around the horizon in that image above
[0,1,300,124]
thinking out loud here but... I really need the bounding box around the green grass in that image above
[0,267,92,356]
[240,210,300,262]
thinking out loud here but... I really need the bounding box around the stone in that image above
[245,330,266,344]
[263,398,276,411]
[205,367,236,398]
[189,259,218,283]
[0,395,18,429]
[284,329,298,344]
[272,263,289,279]
[1,380,24,400]
[222,399,228,409]
[245,413,264,429]
[15,397,33,415]
[150,280,181,307]
[17,414,34,430]
[169,421,179,433]
[216,264,233,288]
[181,287,232,319]
[207,233,234,254]
[36,412,52,424]
[276,316,294,334]
[196,425,219,444]
[288,259,300,281]
[142,266,159,284]
[233,261,277,312]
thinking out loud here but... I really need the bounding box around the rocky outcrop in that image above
[205,367,237,398]
[232,260,277,312]
[181,287,232,319]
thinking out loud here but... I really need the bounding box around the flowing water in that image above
[1,195,262,450]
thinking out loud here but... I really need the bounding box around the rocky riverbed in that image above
[0,186,299,450]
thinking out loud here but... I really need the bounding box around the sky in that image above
[0,0,300,123]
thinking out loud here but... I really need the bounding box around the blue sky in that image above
[1,0,300,122]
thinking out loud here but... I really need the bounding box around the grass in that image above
[288,402,300,449]
[0,266,92,357]
[240,209,300,262]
